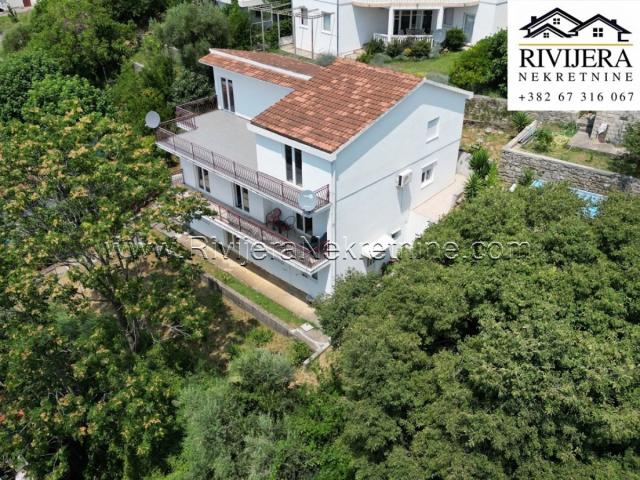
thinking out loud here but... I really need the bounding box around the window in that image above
[543,32,550,38]
[284,145,303,186]
[234,184,250,212]
[300,7,308,26]
[552,17,560,25]
[220,77,235,112]
[322,12,332,32]
[296,213,313,235]
[427,118,440,142]
[421,164,435,187]
[443,8,454,27]
[196,166,211,192]
[593,27,604,38]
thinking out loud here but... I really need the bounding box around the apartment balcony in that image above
[156,97,330,213]
[353,0,477,7]
[373,32,434,46]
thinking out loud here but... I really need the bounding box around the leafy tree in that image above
[321,184,640,478]
[0,49,61,121]
[450,29,507,96]
[169,69,213,106]
[22,74,112,119]
[225,0,251,49]
[104,0,174,26]
[28,0,136,84]
[623,121,640,173]
[152,1,229,71]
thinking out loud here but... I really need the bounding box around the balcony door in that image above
[220,77,235,113]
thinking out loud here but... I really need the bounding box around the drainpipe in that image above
[331,160,337,290]
[336,0,340,56]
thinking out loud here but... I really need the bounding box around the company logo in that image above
[508,1,640,111]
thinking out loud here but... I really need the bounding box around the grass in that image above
[386,51,463,78]
[461,123,515,161]
[196,258,308,327]
[520,123,631,174]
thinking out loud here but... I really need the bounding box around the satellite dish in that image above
[298,190,317,213]
[145,111,161,129]
[433,29,446,44]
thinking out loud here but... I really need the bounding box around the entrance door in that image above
[463,14,475,42]
[23,0,32,6]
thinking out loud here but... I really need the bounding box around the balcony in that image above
[373,33,434,46]
[353,0,477,7]
[156,97,330,212]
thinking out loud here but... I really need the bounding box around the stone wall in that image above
[500,123,640,195]
[465,95,580,129]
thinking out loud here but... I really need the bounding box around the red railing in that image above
[205,198,326,269]
[156,98,331,212]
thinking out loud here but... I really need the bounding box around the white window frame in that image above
[284,145,303,187]
[195,165,211,193]
[426,117,440,143]
[322,12,332,33]
[234,183,250,212]
[420,162,436,188]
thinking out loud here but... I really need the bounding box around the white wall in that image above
[332,81,467,278]
[255,134,332,191]
[292,0,387,55]
[212,67,293,119]
[472,0,507,43]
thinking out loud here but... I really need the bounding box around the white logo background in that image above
[508,0,640,111]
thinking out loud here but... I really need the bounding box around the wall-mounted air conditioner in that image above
[396,169,412,188]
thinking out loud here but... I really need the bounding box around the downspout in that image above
[336,0,340,56]
[331,159,338,289]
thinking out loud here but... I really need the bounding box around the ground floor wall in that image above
[471,0,507,44]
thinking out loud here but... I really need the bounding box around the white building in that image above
[156,49,471,298]
[290,0,507,58]
[0,0,34,10]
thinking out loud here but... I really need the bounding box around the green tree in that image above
[623,121,640,173]
[152,1,229,71]
[225,0,251,49]
[321,185,640,478]
[28,0,136,84]
[0,49,60,121]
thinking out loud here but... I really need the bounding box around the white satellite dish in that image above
[145,111,161,129]
[298,190,317,213]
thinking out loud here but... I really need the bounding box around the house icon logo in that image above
[520,7,631,42]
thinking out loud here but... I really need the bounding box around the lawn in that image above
[387,51,463,78]
[520,123,632,175]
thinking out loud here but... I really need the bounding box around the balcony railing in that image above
[372,33,434,46]
[205,197,327,269]
[156,98,331,212]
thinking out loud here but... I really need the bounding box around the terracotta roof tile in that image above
[211,49,324,76]
[251,59,422,153]
[199,50,311,90]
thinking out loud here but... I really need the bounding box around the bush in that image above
[169,69,213,106]
[560,121,578,136]
[517,167,536,186]
[370,53,392,65]
[366,37,385,55]
[287,341,312,366]
[469,147,492,177]
[622,121,640,172]
[315,54,336,67]
[532,127,554,153]
[386,38,412,57]
[449,29,507,97]
[442,28,466,51]
[356,52,371,64]
[2,22,31,53]
[411,39,431,58]
[245,327,274,347]
[465,147,498,200]
[512,111,532,132]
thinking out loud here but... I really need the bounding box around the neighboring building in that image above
[289,0,507,58]
[156,49,471,298]
[0,0,34,9]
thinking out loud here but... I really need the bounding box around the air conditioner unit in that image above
[396,169,412,188]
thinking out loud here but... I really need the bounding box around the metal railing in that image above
[156,98,331,211]
[205,197,327,269]
[372,33,434,46]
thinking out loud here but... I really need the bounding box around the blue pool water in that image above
[531,179,605,217]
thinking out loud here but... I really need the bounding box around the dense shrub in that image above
[386,38,412,57]
[449,29,507,96]
[2,22,31,53]
[315,54,336,66]
[370,52,392,65]
[532,127,553,152]
[442,27,465,51]
[623,121,640,172]
[366,37,385,55]
[169,69,213,106]
[411,39,431,58]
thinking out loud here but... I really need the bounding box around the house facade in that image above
[290,0,507,58]
[156,49,471,299]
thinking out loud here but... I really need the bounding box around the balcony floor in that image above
[178,110,258,170]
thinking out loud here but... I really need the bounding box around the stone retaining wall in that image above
[591,111,640,145]
[500,122,640,195]
[465,95,579,129]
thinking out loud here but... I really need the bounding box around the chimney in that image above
[611,19,617,24]
[531,16,537,23]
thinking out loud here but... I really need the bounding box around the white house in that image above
[0,0,34,10]
[156,49,472,298]
[290,0,507,58]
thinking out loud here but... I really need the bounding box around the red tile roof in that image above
[199,49,319,90]
[251,59,423,153]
